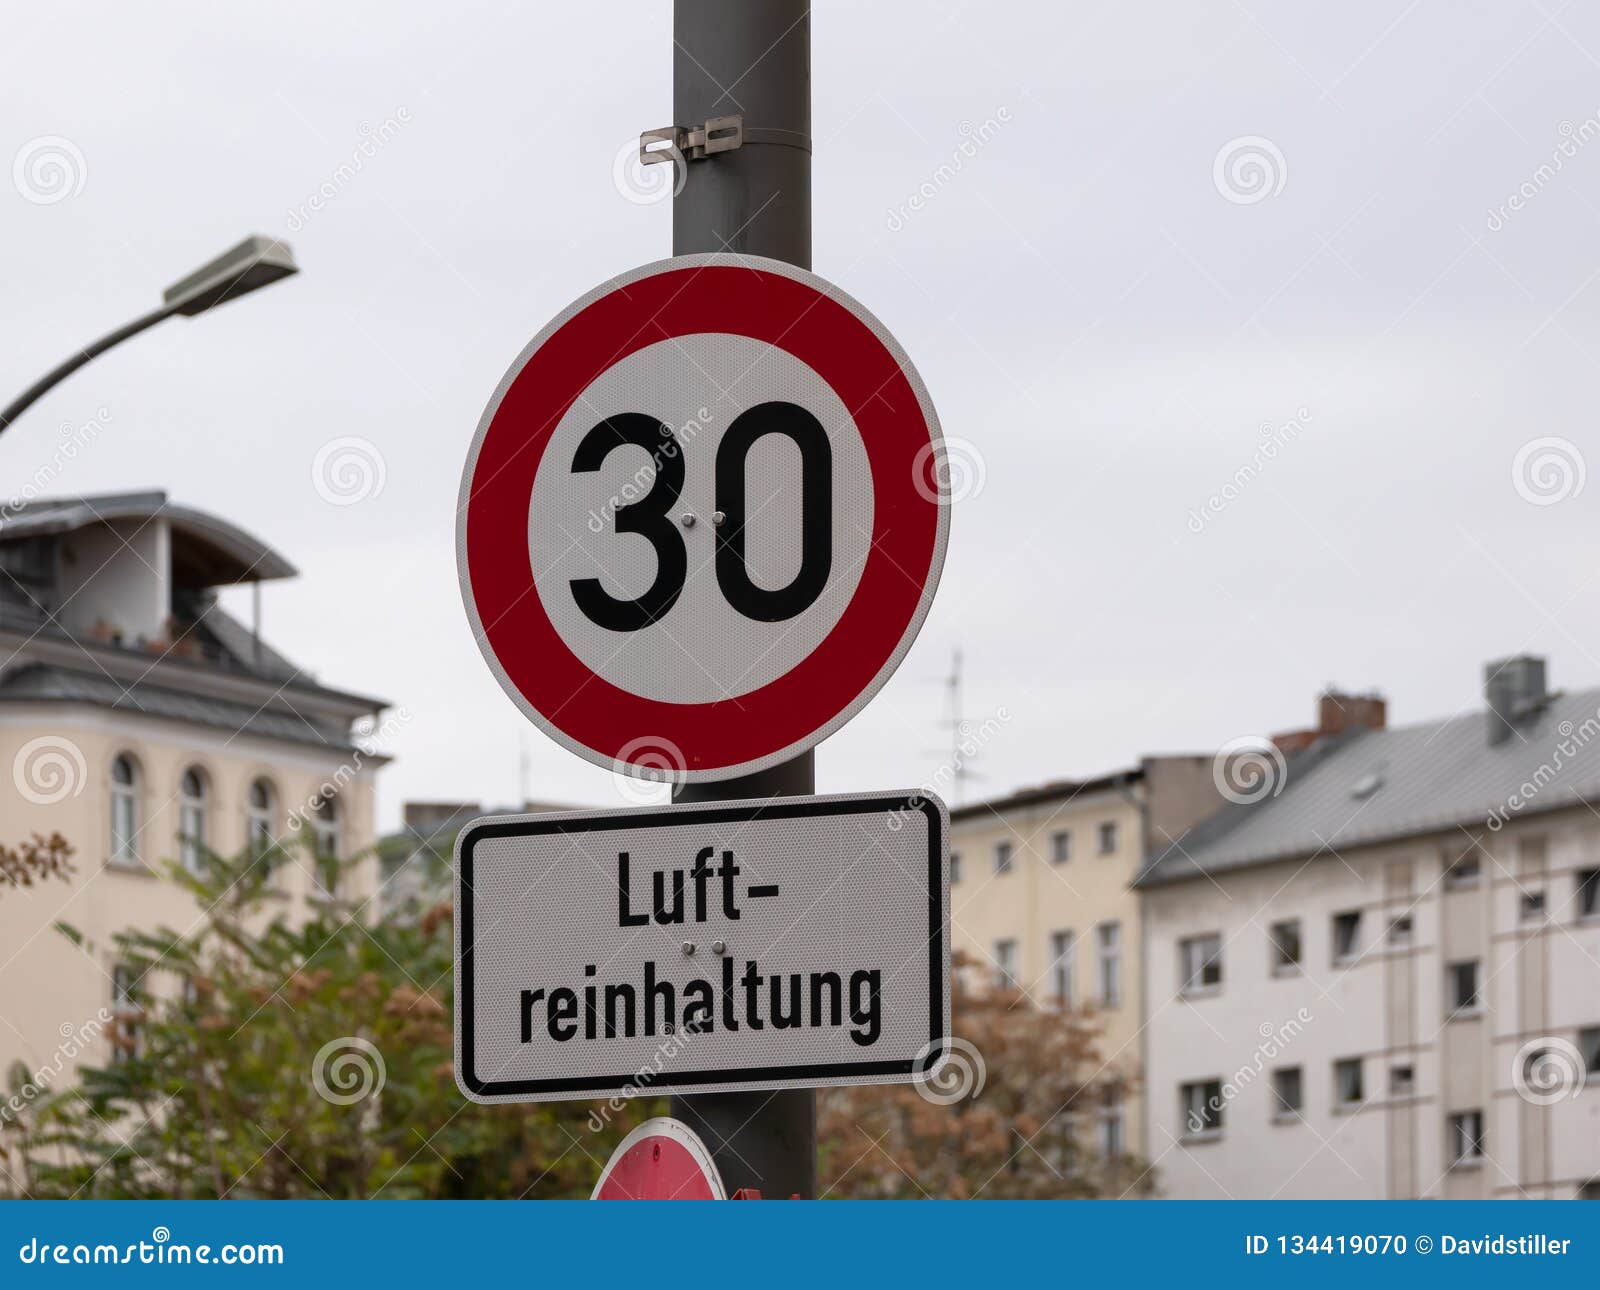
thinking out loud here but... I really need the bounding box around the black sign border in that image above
[457,793,946,1099]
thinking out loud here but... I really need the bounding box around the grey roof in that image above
[0,490,296,583]
[189,597,304,683]
[0,663,361,751]
[1137,685,1600,886]
[950,766,1142,822]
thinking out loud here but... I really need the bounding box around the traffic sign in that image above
[457,253,949,783]
[591,1117,726,1200]
[453,790,949,1103]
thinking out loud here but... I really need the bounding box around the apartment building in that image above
[1137,657,1600,1199]
[0,492,389,1086]
[378,798,572,918]
[949,756,1231,1161]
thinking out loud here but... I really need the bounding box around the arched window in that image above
[247,778,277,853]
[178,766,208,874]
[110,754,140,866]
[313,796,341,897]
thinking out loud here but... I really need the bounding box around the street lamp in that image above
[0,235,298,434]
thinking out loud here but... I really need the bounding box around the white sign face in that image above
[454,791,950,1103]
[458,254,949,784]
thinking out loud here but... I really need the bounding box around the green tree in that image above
[3,839,655,1198]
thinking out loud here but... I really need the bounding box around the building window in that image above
[1388,914,1413,945]
[1334,1058,1364,1108]
[1271,1066,1303,1121]
[1097,821,1118,855]
[1444,851,1481,889]
[1447,959,1481,1016]
[1099,1088,1123,1159]
[178,766,208,875]
[1579,1026,1600,1075]
[111,964,139,1063]
[1179,933,1222,995]
[1049,930,1075,1007]
[313,796,341,897]
[1448,1110,1484,1167]
[994,840,1014,875]
[1391,1064,1415,1096]
[1577,868,1599,920]
[1050,830,1071,864]
[993,938,1018,990]
[1332,910,1362,964]
[1269,919,1302,974]
[1181,1079,1223,1139]
[1096,922,1122,1008]
[1521,889,1547,919]
[247,778,277,853]
[949,851,961,884]
[109,754,140,867]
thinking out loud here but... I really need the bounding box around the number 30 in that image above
[569,400,833,631]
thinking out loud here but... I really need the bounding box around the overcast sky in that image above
[5,2,1598,829]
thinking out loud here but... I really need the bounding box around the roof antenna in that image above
[937,646,980,806]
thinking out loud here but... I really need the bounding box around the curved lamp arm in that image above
[0,235,297,437]
[0,303,178,433]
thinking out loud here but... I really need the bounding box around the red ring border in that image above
[462,260,943,775]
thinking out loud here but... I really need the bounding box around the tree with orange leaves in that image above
[818,953,1153,1198]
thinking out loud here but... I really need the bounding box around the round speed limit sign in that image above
[458,253,949,783]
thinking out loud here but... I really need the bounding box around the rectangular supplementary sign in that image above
[454,790,949,1103]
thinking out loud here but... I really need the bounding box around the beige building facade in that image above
[949,756,1230,1165]
[0,493,388,1102]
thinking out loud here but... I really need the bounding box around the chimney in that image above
[1318,689,1387,738]
[1485,655,1548,746]
[1272,688,1387,754]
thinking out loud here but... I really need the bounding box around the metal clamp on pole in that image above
[640,114,743,165]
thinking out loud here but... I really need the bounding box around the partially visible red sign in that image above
[591,1118,726,1200]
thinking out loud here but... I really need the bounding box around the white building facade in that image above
[1138,658,1600,1199]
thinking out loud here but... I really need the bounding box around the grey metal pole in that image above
[668,0,817,1200]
